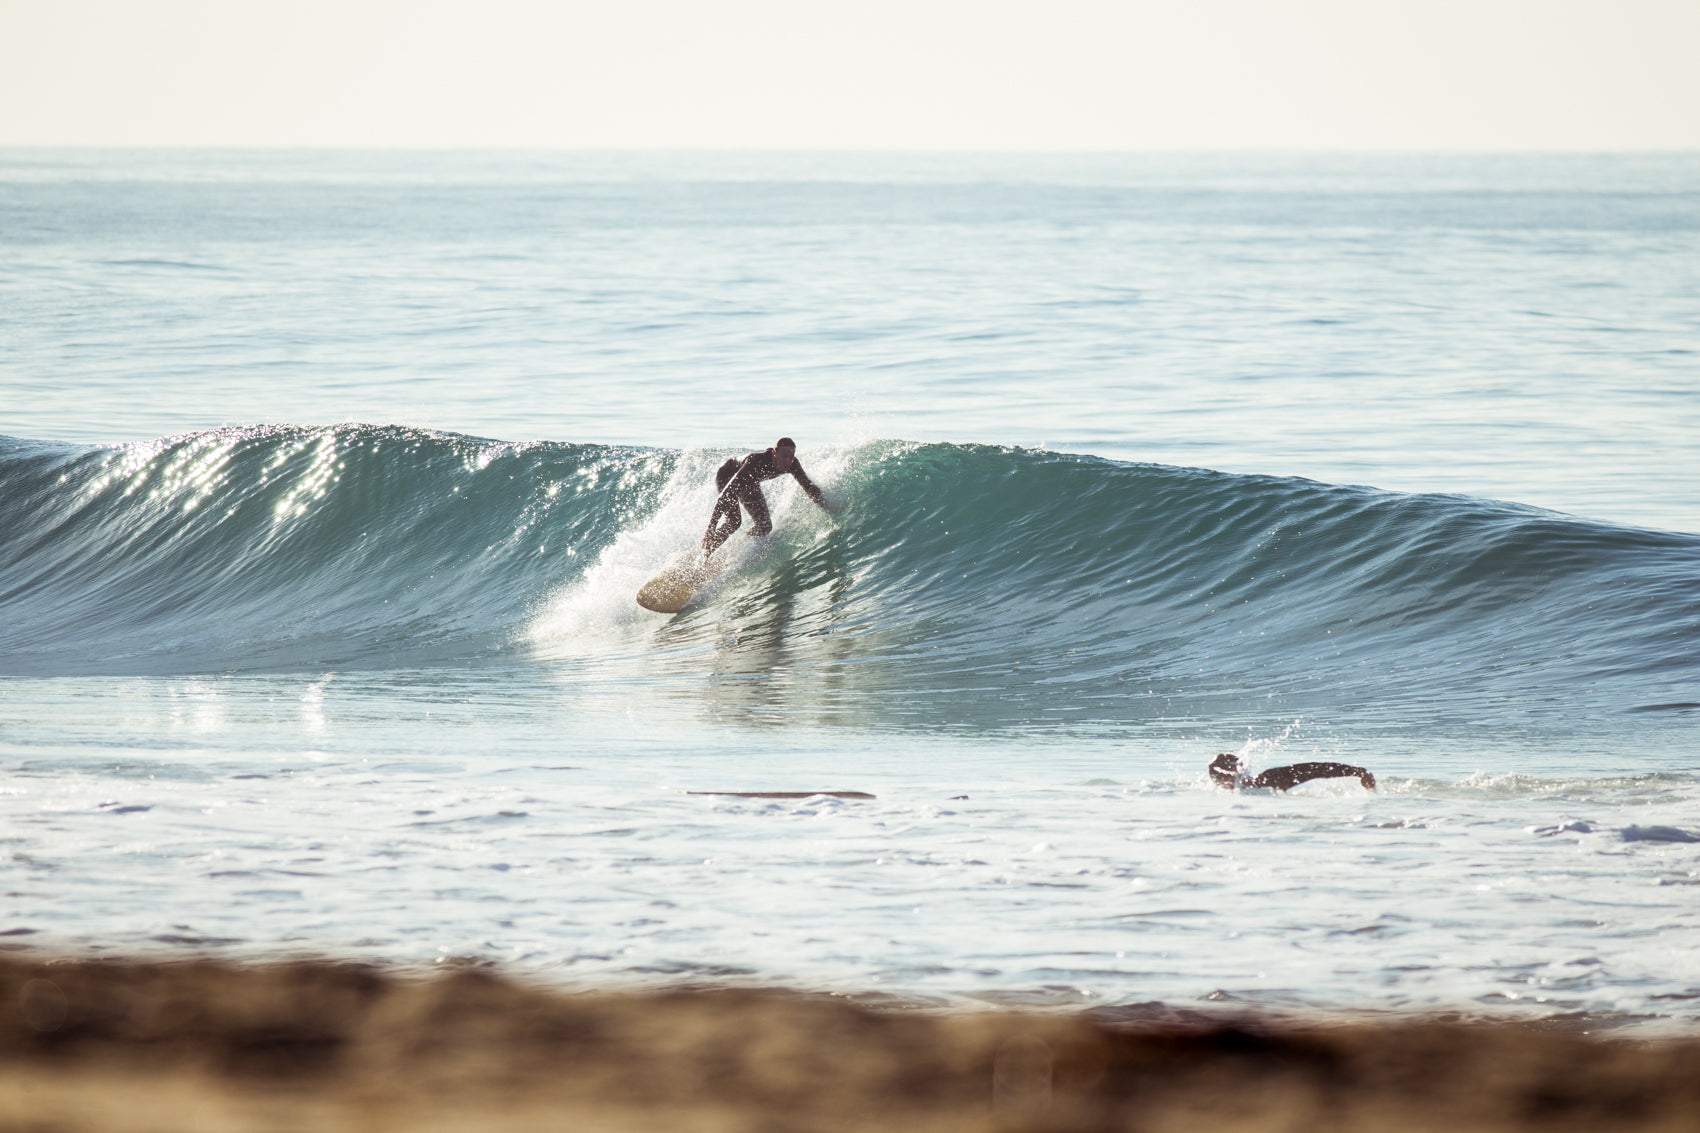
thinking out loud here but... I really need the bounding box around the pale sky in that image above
[2,0,1696,150]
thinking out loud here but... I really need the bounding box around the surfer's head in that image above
[773,436,796,471]
[1208,753,1242,787]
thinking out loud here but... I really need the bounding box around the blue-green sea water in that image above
[2,151,1697,1029]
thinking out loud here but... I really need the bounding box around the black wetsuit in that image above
[1208,753,1376,791]
[702,449,828,557]
[1244,762,1376,791]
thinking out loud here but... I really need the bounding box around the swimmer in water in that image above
[1209,753,1376,791]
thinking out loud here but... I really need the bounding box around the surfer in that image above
[1209,753,1376,792]
[702,437,838,558]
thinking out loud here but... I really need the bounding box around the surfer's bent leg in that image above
[743,487,773,538]
[703,494,742,557]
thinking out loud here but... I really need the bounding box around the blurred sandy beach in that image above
[4,956,1698,1132]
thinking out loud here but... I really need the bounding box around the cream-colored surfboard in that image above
[635,551,726,613]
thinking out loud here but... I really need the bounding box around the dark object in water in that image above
[686,790,876,800]
[1620,824,1700,843]
[1210,753,1376,791]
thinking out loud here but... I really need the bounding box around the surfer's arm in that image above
[789,462,839,512]
[1252,762,1376,791]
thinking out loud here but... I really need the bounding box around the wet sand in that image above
[3,956,1698,1132]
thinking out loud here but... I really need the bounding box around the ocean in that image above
[2,150,1697,1030]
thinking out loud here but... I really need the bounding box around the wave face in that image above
[4,427,1697,730]
[0,425,659,674]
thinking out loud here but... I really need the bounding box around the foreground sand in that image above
[3,957,1698,1132]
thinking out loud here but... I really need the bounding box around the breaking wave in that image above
[4,425,1697,730]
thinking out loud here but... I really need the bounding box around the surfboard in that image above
[635,550,725,613]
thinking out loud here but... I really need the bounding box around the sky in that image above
[2,0,1697,150]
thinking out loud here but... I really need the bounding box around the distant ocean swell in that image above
[3,425,1697,727]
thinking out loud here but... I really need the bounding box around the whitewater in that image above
[2,150,1698,1031]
